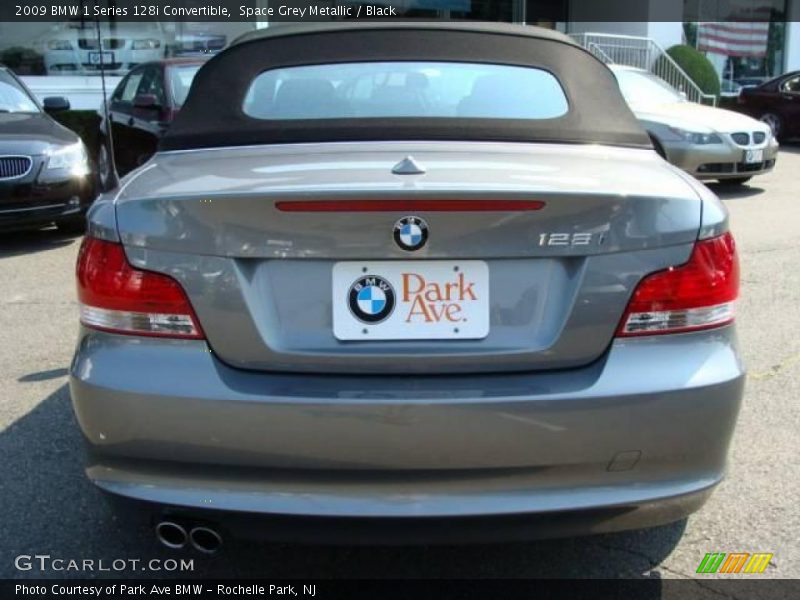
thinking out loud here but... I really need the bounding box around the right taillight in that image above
[617,232,739,337]
[76,236,204,339]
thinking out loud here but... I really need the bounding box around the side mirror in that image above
[133,93,160,110]
[43,96,70,112]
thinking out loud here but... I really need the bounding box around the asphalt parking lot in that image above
[1,147,798,583]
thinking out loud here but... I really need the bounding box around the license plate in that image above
[744,149,764,164]
[88,51,113,65]
[332,261,489,341]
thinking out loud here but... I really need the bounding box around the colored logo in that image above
[348,276,396,324]
[393,216,429,251]
[402,272,476,324]
[696,552,773,574]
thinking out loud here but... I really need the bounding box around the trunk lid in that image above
[115,142,701,374]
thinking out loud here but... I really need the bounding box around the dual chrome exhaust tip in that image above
[155,521,222,554]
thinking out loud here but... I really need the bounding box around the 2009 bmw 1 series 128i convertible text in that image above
[69,23,744,546]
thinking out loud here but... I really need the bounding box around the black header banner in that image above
[1,0,794,22]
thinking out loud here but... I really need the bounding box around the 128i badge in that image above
[393,216,429,251]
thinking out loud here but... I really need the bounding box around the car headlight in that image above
[47,39,73,51]
[668,127,722,145]
[47,142,89,177]
[132,39,161,50]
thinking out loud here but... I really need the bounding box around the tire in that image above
[760,113,783,141]
[56,214,86,235]
[95,139,113,193]
[717,177,752,186]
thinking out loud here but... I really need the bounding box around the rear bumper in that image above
[70,326,745,536]
[107,485,713,544]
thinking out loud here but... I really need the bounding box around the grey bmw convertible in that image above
[70,23,743,550]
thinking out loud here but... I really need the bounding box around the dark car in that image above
[97,58,206,188]
[737,70,800,141]
[0,66,93,233]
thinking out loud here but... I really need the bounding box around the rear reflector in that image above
[617,232,739,337]
[275,199,546,212]
[76,237,204,339]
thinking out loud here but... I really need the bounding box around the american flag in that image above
[697,22,770,58]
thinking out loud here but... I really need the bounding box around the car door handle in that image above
[781,94,795,100]
[128,117,135,126]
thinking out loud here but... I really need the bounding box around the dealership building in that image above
[1,0,798,108]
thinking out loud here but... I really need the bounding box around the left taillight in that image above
[76,236,204,339]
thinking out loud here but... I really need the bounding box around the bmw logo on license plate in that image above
[348,275,396,323]
[394,216,429,251]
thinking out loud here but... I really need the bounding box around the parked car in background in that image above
[0,66,92,233]
[97,57,206,188]
[167,31,227,58]
[720,77,766,99]
[41,20,167,76]
[720,79,742,97]
[735,76,767,90]
[737,71,800,141]
[72,23,744,548]
[612,65,778,185]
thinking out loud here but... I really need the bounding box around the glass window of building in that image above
[684,0,788,94]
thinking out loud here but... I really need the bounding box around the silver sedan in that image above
[612,65,778,185]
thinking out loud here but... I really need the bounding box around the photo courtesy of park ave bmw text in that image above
[1,0,799,597]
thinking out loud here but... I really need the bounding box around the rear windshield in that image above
[243,61,568,121]
[169,64,202,107]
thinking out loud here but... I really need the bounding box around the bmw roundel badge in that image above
[393,216,429,251]
[348,275,396,324]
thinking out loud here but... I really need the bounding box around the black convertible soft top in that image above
[161,22,651,151]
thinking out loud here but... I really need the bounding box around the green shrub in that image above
[0,47,45,75]
[717,96,739,111]
[659,44,721,99]
[51,111,102,160]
